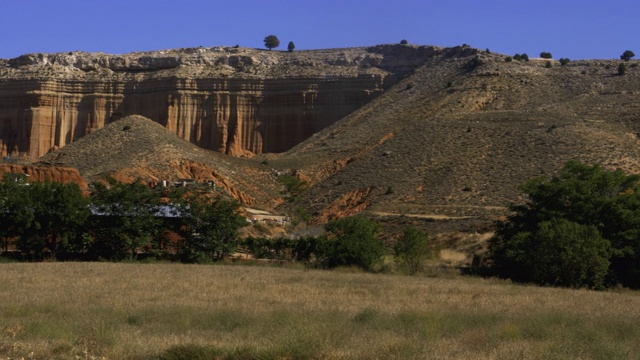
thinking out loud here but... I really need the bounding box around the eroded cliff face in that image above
[0,45,445,158]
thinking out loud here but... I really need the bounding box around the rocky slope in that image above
[272,52,640,225]
[0,45,457,158]
[40,115,280,207]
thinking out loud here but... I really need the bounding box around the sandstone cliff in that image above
[0,45,460,158]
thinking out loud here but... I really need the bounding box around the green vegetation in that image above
[400,39,408,45]
[173,190,246,263]
[287,41,295,52]
[90,177,163,260]
[540,51,552,59]
[545,61,552,68]
[559,57,570,65]
[618,62,627,75]
[263,35,280,50]
[505,56,512,62]
[620,49,635,61]
[521,53,529,61]
[394,226,430,274]
[0,177,247,263]
[324,216,385,271]
[489,160,640,288]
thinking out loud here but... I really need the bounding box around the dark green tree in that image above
[173,191,247,263]
[621,50,635,61]
[394,227,430,274]
[324,216,385,271]
[545,61,552,68]
[89,177,163,260]
[618,63,627,75]
[540,52,552,59]
[0,174,34,254]
[287,41,295,52]
[521,53,529,61]
[489,161,640,288]
[400,39,408,45]
[18,181,89,260]
[263,35,280,50]
[559,58,570,66]
[513,53,522,61]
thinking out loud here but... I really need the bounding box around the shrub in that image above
[559,58,570,66]
[540,52,552,59]
[505,56,513,62]
[400,39,408,45]
[287,41,295,52]
[324,216,385,271]
[394,227,430,274]
[513,53,522,61]
[545,61,552,68]
[521,53,529,61]
[618,63,626,75]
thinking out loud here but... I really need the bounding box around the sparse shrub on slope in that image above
[540,52,552,59]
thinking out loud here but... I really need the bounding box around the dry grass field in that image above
[1,262,639,359]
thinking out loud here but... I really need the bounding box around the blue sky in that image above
[1,0,638,60]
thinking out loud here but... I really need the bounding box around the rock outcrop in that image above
[0,45,459,158]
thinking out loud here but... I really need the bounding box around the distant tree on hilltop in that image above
[287,41,295,52]
[621,50,635,61]
[400,39,408,45]
[540,52,552,59]
[264,35,280,50]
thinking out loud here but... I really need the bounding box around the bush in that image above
[618,63,626,75]
[521,53,529,61]
[287,41,295,52]
[400,39,408,45]
[489,160,640,288]
[394,227,430,274]
[545,61,552,68]
[540,52,552,59]
[505,56,513,62]
[513,53,522,61]
[324,216,385,271]
[559,58,570,66]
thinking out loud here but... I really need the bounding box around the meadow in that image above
[1,262,639,359]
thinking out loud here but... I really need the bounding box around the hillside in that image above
[41,115,281,207]
[271,51,640,228]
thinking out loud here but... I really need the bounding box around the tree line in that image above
[0,175,432,273]
[0,175,246,262]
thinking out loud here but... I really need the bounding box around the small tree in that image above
[400,39,408,45]
[545,61,552,68]
[620,50,635,61]
[513,53,522,61]
[540,52,552,59]
[263,35,280,50]
[505,56,513,62]
[394,227,430,274]
[173,191,247,263]
[90,177,164,260]
[521,53,529,61]
[287,41,295,52]
[559,58,570,66]
[618,63,627,75]
[324,216,385,271]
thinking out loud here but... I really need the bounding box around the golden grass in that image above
[1,262,640,359]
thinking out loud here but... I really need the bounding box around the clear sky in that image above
[1,0,638,60]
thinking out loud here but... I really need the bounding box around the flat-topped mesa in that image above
[0,45,478,158]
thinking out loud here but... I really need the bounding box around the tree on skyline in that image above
[621,50,635,61]
[287,41,295,52]
[264,35,280,50]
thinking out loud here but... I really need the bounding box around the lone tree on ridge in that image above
[288,41,295,52]
[264,35,280,50]
[621,50,635,61]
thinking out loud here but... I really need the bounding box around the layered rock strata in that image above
[0,45,448,158]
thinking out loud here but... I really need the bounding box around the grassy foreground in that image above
[1,263,639,359]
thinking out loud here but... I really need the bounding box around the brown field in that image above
[1,262,640,359]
